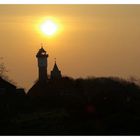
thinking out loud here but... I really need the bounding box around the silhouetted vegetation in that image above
[1,76,140,135]
[0,59,16,86]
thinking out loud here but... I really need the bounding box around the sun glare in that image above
[40,20,58,36]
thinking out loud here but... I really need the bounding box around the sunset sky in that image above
[0,5,140,90]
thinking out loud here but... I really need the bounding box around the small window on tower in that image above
[41,52,46,55]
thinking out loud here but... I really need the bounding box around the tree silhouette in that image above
[0,58,16,85]
[0,58,8,78]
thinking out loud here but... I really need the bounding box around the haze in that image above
[0,5,140,90]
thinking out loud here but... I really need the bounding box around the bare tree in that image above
[0,57,8,78]
[0,58,16,85]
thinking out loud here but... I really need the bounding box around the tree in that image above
[0,57,8,78]
[0,57,16,85]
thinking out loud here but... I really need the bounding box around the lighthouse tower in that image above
[36,46,48,83]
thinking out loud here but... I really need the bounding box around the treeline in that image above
[1,77,140,135]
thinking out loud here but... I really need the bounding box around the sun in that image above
[40,20,58,36]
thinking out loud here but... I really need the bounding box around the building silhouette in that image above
[0,76,25,96]
[51,59,62,80]
[0,77,16,95]
[36,47,48,82]
[28,45,62,96]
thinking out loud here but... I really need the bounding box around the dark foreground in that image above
[0,77,140,135]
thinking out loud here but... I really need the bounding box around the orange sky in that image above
[0,5,140,90]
